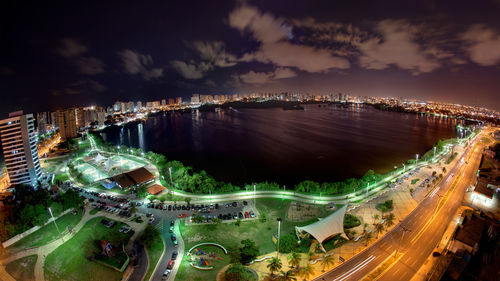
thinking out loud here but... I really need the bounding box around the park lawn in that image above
[5,255,37,281]
[10,209,83,249]
[143,235,165,281]
[177,198,330,281]
[44,217,128,281]
[176,245,230,281]
[54,173,69,183]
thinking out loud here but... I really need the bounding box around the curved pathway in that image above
[0,205,146,281]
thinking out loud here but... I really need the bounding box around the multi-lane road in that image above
[313,130,486,281]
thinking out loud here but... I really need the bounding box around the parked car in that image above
[167,260,175,269]
[250,211,255,218]
[171,251,178,260]
[162,269,171,280]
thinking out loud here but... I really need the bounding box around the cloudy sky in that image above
[1,0,500,116]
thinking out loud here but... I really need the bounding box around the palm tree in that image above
[320,254,335,272]
[314,243,322,253]
[307,251,315,262]
[375,223,384,238]
[373,214,380,224]
[385,213,395,228]
[363,223,369,232]
[288,252,300,268]
[364,231,373,246]
[299,265,314,281]
[277,270,297,281]
[267,257,283,277]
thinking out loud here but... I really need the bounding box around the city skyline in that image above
[1,0,500,117]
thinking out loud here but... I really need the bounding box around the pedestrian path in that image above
[0,205,147,281]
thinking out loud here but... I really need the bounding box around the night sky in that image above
[1,0,500,117]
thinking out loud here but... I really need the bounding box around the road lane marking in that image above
[333,255,376,281]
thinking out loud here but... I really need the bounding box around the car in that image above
[171,234,176,241]
[232,202,237,207]
[162,269,171,279]
[146,212,152,217]
[233,213,238,220]
[162,204,167,210]
[244,212,249,218]
[238,212,243,219]
[173,240,178,247]
[171,251,178,260]
[243,201,248,206]
[167,260,175,269]
[148,217,155,224]
[250,211,255,218]
[168,205,172,211]
[215,203,219,209]
[170,220,175,227]
[218,214,223,219]
[169,226,174,233]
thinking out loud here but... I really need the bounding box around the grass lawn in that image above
[44,217,128,281]
[54,173,69,183]
[90,208,100,215]
[411,178,420,185]
[10,209,83,249]
[5,255,37,281]
[143,234,165,281]
[177,198,331,280]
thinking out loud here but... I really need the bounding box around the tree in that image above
[288,252,300,268]
[299,265,314,281]
[364,232,373,246]
[139,225,160,248]
[375,223,384,238]
[235,218,241,226]
[279,234,298,253]
[61,189,83,210]
[320,254,335,272]
[185,197,192,205]
[373,214,380,225]
[267,257,282,277]
[225,263,253,281]
[240,239,259,264]
[307,251,315,262]
[384,213,395,229]
[277,270,297,281]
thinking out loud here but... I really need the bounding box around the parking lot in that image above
[74,186,258,281]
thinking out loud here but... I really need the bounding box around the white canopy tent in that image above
[295,205,349,251]
[104,157,119,171]
[94,153,106,163]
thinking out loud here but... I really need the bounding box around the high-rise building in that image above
[127,101,134,113]
[191,94,200,105]
[56,109,77,140]
[161,99,166,106]
[0,111,42,186]
[137,101,143,111]
[176,97,182,104]
[168,98,175,105]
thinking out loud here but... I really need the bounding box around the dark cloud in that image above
[118,50,163,80]
[58,38,105,75]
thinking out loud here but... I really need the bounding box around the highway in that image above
[313,130,486,281]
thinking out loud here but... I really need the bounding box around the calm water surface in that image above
[100,105,459,185]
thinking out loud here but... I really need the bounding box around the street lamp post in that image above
[366,182,370,195]
[403,164,406,172]
[253,184,256,207]
[277,218,282,258]
[169,167,173,186]
[416,154,419,164]
[48,207,63,242]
